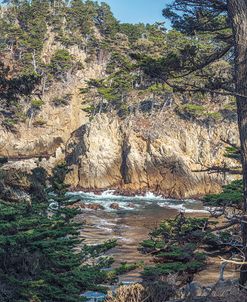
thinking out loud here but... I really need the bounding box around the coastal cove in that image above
[0,0,246,300]
[67,190,236,285]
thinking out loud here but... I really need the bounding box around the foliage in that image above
[0,0,119,124]
[114,262,142,276]
[131,0,234,101]
[119,23,147,43]
[0,0,230,126]
[207,111,222,121]
[140,214,225,282]
[0,162,118,301]
[203,180,243,207]
[95,2,120,38]
[32,118,47,127]
[31,98,44,108]
[176,103,206,118]
[140,209,243,285]
[143,261,204,278]
[68,0,98,36]
[224,146,241,161]
[176,103,222,121]
[52,94,71,107]
[0,69,41,124]
[2,117,18,131]
[49,49,73,78]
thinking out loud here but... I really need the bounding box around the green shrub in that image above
[223,102,237,111]
[82,105,95,114]
[0,163,119,301]
[203,180,243,206]
[224,146,241,160]
[50,49,73,75]
[143,260,204,278]
[2,118,17,131]
[177,103,206,117]
[139,213,235,283]
[207,111,222,121]
[177,104,223,121]
[140,215,211,281]
[31,99,44,108]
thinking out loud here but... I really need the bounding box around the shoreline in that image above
[68,187,204,201]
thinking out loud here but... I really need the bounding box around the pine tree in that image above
[140,213,235,285]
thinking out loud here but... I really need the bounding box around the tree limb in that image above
[192,165,242,175]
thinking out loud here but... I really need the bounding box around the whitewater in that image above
[66,189,209,213]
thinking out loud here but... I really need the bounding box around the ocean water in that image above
[67,190,212,283]
[67,189,208,213]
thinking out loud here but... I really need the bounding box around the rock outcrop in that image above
[0,29,240,199]
[1,95,239,199]
[0,4,240,200]
[65,113,239,199]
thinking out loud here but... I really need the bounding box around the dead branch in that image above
[165,79,247,99]
[219,256,247,265]
[220,138,240,150]
[211,220,239,232]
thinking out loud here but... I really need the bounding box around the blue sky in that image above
[0,0,171,26]
[98,0,171,25]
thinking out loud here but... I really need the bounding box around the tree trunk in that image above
[227,0,247,285]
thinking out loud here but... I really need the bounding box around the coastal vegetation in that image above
[0,161,122,301]
[0,0,233,129]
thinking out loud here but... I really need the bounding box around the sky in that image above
[98,0,171,25]
[0,0,171,26]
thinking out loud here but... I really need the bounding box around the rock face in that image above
[0,46,108,178]
[0,16,240,200]
[65,113,239,199]
[66,115,123,188]
[0,37,105,161]
[0,38,240,199]
[1,106,239,199]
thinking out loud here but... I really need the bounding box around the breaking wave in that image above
[67,190,207,213]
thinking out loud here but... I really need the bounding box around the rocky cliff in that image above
[64,112,239,198]
[0,3,240,199]
[1,97,240,199]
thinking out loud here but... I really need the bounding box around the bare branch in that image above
[173,44,232,79]
[219,256,247,265]
[220,138,240,149]
[211,220,239,231]
[165,80,246,98]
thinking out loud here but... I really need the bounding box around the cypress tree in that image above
[0,162,116,301]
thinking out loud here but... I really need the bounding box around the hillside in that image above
[0,0,240,198]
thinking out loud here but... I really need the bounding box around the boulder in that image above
[67,201,85,210]
[127,203,136,208]
[110,203,120,210]
[86,203,105,210]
